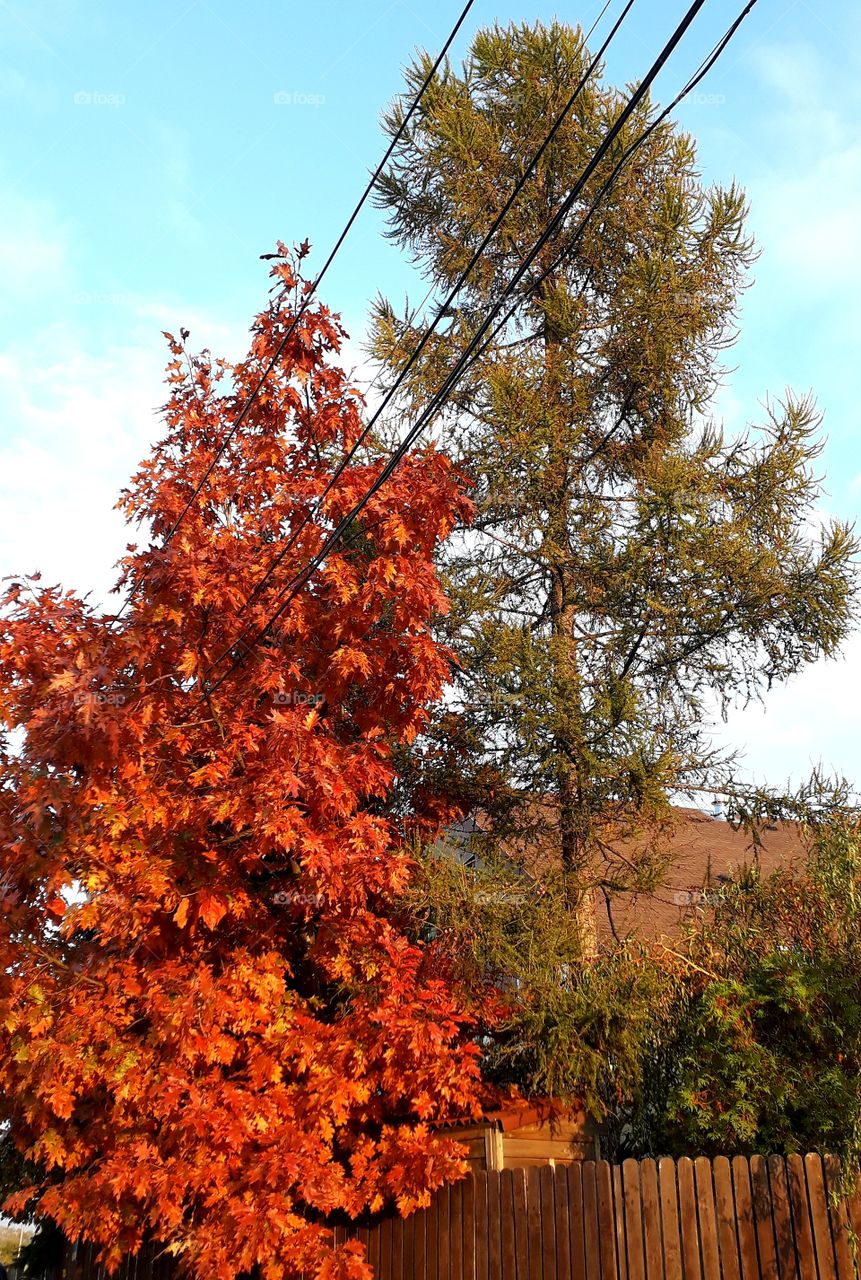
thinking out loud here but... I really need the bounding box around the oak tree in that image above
[0,250,486,1279]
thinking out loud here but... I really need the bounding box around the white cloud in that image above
[0,167,273,615]
[0,326,166,605]
[713,633,861,794]
[0,186,70,304]
[0,166,368,616]
[688,37,861,792]
[739,41,861,296]
[747,41,826,115]
[0,295,251,609]
[752,145,861,295]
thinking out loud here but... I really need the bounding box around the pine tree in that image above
[370,19,858,939]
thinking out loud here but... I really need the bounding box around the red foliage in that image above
[0,250,486,1278]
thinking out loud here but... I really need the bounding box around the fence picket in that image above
[767,1154,800,1280]
[555,1161,572,1280]
[622,1158,646,1280]
[540,1166,557,1280]
[751,1154,779,1280]
[463,1170,476,1280]
[805,1153,838,1280]
[425,1181,438,1280]
[379,1213,394,1280]
[449,1178,463,1280]
[713,1155,742,1280]
[613,1162,629,1280]
[732,1156,761,1280]
[473,1171,488,1280]
[596,1160,618,1280]
[659,1157,684,1280]
[393,1211,405,1280]
[678,1156,704,1280]
[528,1167,544,1279]
[439,1182,451,1280]
[487,1169,502,1280]
[514,1167,531,1279]
[786,1153,818,1280]
[584,1160,605,1280]
[823,1156,856,1280]
[695,1155,722,1280]
[570,1162,588,1280]
[640,1159,663,1280]
[501,1168,521,1280]
[402,1214,415,1280]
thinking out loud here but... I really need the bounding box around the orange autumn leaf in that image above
[0,249,484,1280]
[197,893,227,931]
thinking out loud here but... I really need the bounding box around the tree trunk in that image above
[542,278,596,955]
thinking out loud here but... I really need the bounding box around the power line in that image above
[203,0,759,696]
[383,0,762,477]
[320,0,616,409]
[202,0,715,692]
[109,0,477,623]
[213,0,641,632]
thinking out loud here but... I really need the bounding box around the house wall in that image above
[438,1115,599,1171]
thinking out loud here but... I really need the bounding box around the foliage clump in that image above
[0,251,487,1280]
[632,817,861,1170]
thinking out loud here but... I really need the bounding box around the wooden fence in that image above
[333,1153,859,1278]
[67,1152,861,1278]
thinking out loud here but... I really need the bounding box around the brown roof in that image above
[483,1099,577,1132]
[438,1094,589,1133]
[596,806,807,943]
[443,803,808,945]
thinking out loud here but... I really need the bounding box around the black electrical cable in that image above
[109,0,478,623]
[233,0,640,624]
[205,0,759,695]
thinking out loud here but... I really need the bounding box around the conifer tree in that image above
[371,20,858,938]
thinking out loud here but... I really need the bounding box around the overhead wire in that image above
[203,0,759,695]
[351,0,615,407]
[108,0,478,623]
[232,0,640,623]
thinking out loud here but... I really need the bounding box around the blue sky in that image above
[1,0,860,795]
